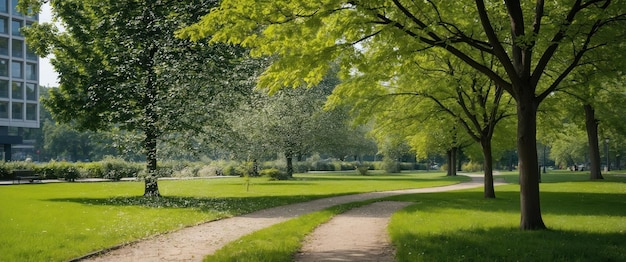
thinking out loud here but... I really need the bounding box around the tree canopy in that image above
[180,0,626,230]
[23,0,257,196]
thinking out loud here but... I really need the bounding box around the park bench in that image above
[12,170,41,184]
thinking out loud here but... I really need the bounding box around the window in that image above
[11,102,22,120]
[25,82,35,100]
[0,37,7,55]
[0,1,7,14]
[0,16,7,34]
[0,79,7,97]
[0,101,7,118]
[25,62,35,80]
[25,103,36,120]
[0,58,6,76]
[11,61,21,78]
[11,81,21,99]
[11,19,21,36]
[26,43,36,60]
[11,39,22,57]
[11,0,21,16]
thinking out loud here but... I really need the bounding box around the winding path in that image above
[81,174,499,262]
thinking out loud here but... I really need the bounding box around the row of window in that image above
[0,59,36,80]
[0,37,37,59]
[0,1,38,126]
[0,80,36,100]
[0,101,37,120]
[0,16,32,37]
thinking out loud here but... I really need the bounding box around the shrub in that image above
[462,161,484,172]
[260,168,289,180]
[355,164,370,175]
[338,161,355,171]
[101,156,143,180]
[293,162,309,173]
[197,165,223,176]
[222,162,257,177]
[370,161,384,170]
[78,162,105,178]
[382,157,401,173]
[400,162,417,170]
[310,160,335,171]
[39,161,82,181]
[36,162,57,179]
[414,163,428,170]
[0,163,10,179]
[63,166,81,182]
[173,167,197,177]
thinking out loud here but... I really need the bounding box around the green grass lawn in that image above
[200,171,625,262]
[387,172,626,261]
[0,171,458,261]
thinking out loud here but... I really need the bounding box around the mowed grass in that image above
[387,172,626,261]
[197,172,625,262]
[0,171,459,261]
[204,200,375,262]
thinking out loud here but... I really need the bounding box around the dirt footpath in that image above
[81,175,494,262]
[295,201,413,262]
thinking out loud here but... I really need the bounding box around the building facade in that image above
[0,0,39,161]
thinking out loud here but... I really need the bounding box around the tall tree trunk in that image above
[285,150,294,178]
[450,147,457,176]
[584,104,604,180]
[143,58,160,197]
[144,128,160,196]
[457,148,463,172]
[517,97,546,230]
[481,138,495,198]
[583,104,604,179]
[508,151,514,171]
[446,149,455,176]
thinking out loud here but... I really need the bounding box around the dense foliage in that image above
[22,0,259,196]
[180,0,626,230]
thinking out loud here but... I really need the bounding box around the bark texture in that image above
[516,96,546,230]
[584,104,604,180]
[481,139,495,198]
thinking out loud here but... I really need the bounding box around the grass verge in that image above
[387,173,626,261]
[0,171,458,261]
[203,200,374,262]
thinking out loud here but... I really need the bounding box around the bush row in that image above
[0,158,430,181]
[0,157,144,181]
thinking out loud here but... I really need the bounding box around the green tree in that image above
[310,107,377,162]
[42,120,91,161]
[331,53,515,197]
[23,0,254,196]
[231,75,338,178]
[181,0,626,230]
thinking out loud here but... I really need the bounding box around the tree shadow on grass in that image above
[499,172,626,184]
[386,189,626,217]
[394,227,625,262]
[46,194,339,215]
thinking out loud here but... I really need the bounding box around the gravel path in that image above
[80,175,495,262]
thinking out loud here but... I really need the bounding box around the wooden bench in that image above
[12,170,41,184]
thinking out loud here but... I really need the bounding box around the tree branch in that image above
[475,0,519,91]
